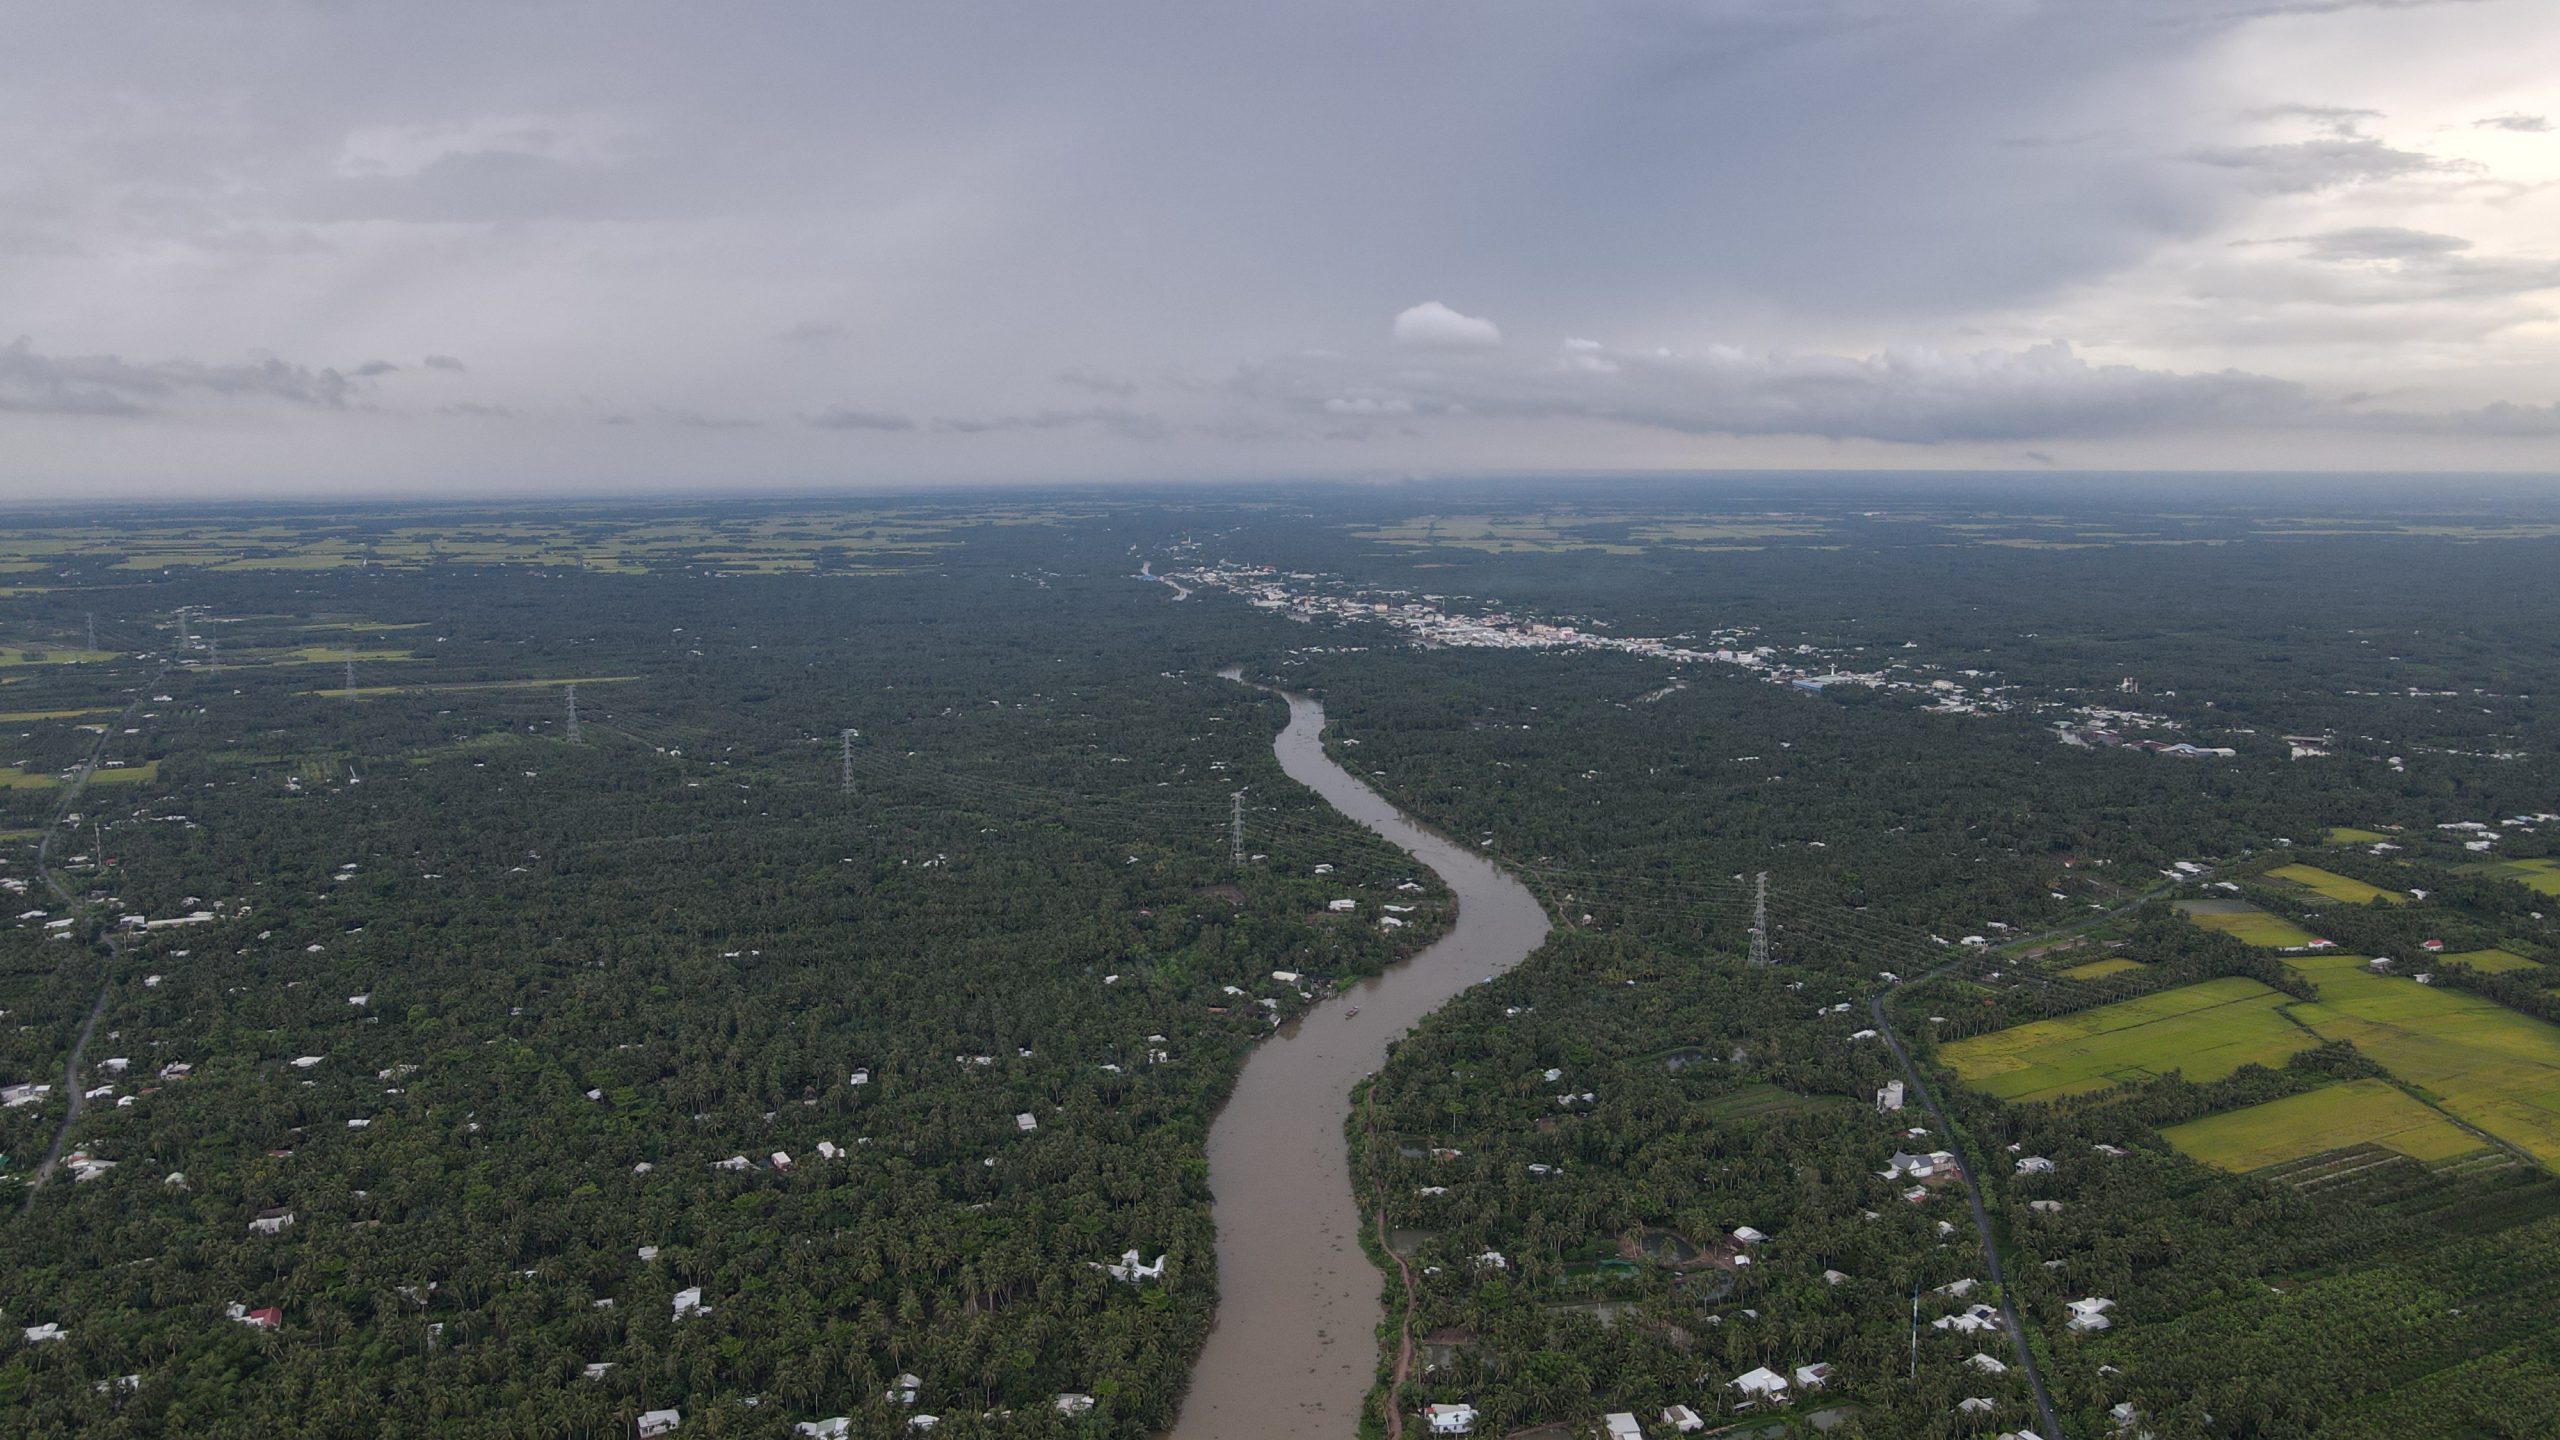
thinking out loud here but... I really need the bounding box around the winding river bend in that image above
[1172,682,1550,1440]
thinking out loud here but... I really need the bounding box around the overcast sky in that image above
[3,1,2557,497]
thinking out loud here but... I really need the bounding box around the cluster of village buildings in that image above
[1155,561,2024,716]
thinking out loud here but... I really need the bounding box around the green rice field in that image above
[2267,863,2403,905]
[2439,950,2544,975]
[2163,1078,2484,1172]
[1940,977,2313,1103]
[2177,899,2325,949]
[2325,827,2390,845]
[2060,957,2146,981]
[2282,953,2560,1167]
[2478,859,2560,898]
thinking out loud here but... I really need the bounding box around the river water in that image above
[1171,683,1551,1440]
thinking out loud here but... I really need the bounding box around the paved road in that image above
[1870,989,2065,1439]
[20,683,154,1206]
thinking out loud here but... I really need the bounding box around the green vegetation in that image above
[2484,858,2560,897]
[2162,1078,2484,1171]
[2177,898,2325,948]
[2443,948,2544,975]
[2267,863,2404,905]
[4,487,2560,1436]
[0,516,1454,1439]
[0,646,114,667]
[1940,978,2313,1102]
[2281,952,2560,1166]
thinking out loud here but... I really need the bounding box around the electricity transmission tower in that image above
[1749,871,1771,966]
[841,729,856,794]
[86,613,96,652]
[344,658,357,698]
[1230,791,1246,864]
[208,637,220,676]
[564,685,580,743]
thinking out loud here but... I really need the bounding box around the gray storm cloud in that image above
[0,336,369,416]
[0,0,2553,492]
[1245,337,2311,444]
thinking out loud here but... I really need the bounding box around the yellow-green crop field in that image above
[2163,1078,2485,1172]
[2060,957,2146,981]
[0,766,63,789]
[1940,977,2312,1103]
[2476,859,2560,898]
[2177,899,2325,949]
[2267,864,2403,905]
[2325,827,2390,845]
[0,647,115,667]
[2280,952,2560,1167]
[2440,949,2544,975]
[86,761,160,785]
[0,708,117,722]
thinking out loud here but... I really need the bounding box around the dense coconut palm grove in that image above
[4,486,2560,1438]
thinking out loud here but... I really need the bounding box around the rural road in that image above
[21,677,156,1206]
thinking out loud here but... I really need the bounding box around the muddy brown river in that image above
[1170,683,1550,1439]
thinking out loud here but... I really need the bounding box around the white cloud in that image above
[1392,301,1502,350]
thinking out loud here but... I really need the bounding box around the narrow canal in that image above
[1171,681,1550,1440]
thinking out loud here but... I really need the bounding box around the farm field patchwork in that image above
[1940,977,2313,1103]
[0,508,1016,576]
[2267,864,2403,905]
[1350,513,1642,554]
[0,647,115,667]
[2177,898,2325,949]
[2163,1078,2485,1172]
[2440,950,2544,975]
[2282,953,2560,1167]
